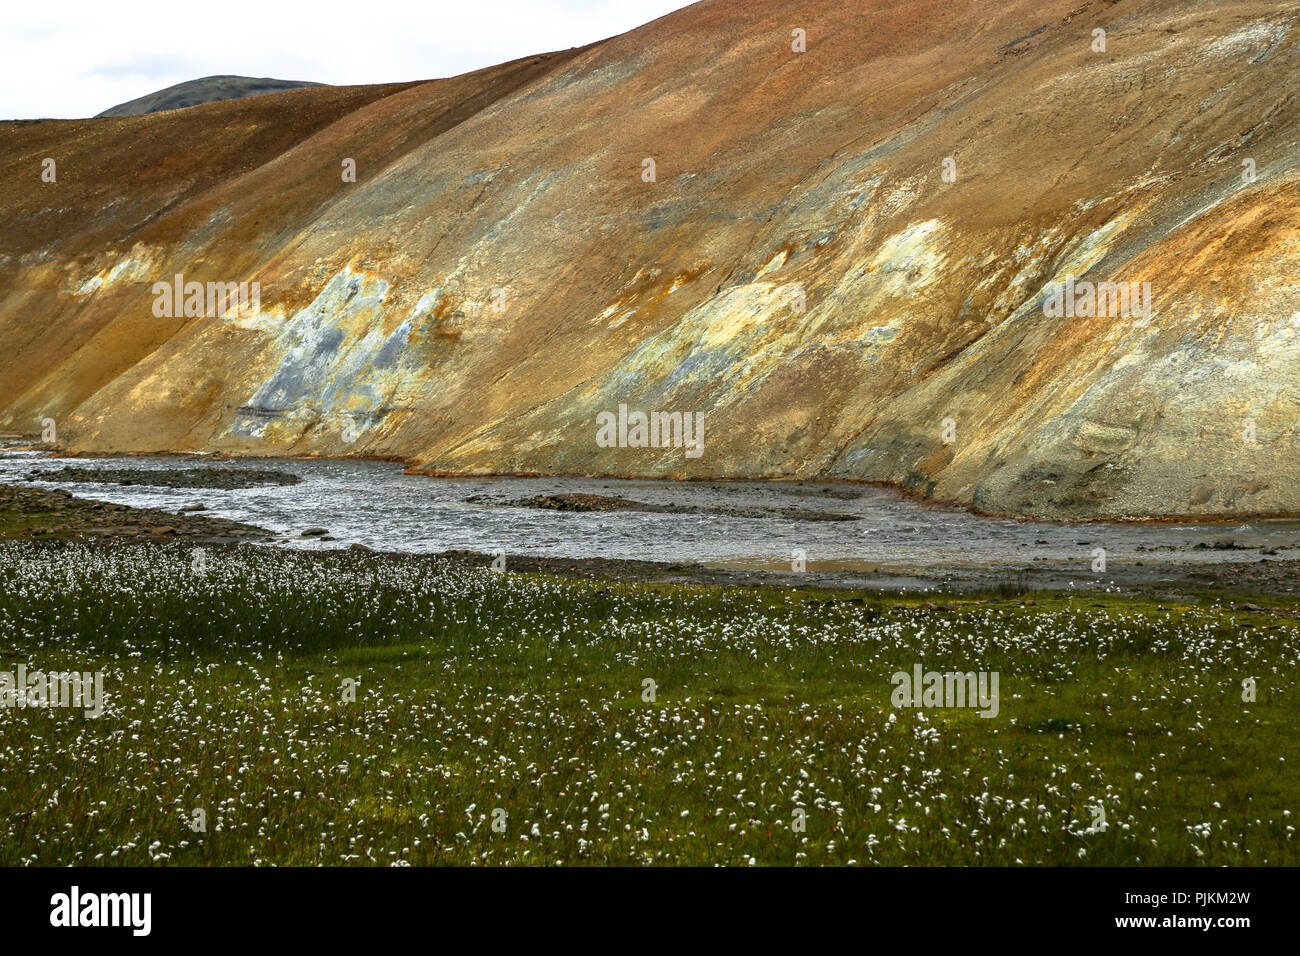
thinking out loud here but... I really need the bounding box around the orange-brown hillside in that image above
[1,0,1297,519]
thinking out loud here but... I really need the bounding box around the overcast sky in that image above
[2,0,695,120]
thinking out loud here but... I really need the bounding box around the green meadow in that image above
[0,541,1295,866]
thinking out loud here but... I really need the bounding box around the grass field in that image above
[0,540,1295,865]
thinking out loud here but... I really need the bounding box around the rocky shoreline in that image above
[4,481,1299,599]
[25,465,300,490]
[425,549,1300,600]
[0,483,272,543]
[473,491,862,522]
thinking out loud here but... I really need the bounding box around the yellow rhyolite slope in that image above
[0,0,1297,519]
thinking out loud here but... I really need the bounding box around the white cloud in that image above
[1,0,695,119]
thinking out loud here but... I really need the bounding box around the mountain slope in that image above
[1,0,1297,519]
[96,76,328,117]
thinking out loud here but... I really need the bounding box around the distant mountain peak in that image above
[96,75,326,117]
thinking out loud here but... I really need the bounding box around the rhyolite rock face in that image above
[1,0,1297,520]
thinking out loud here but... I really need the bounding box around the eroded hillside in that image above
[1,0,1297,519]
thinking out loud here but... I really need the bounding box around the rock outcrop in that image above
[1,0,1297,519]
